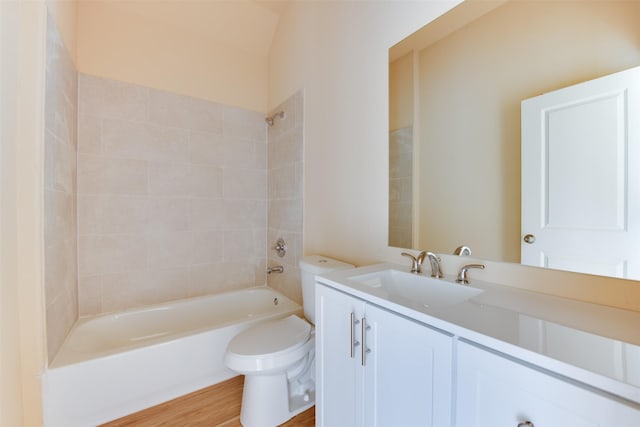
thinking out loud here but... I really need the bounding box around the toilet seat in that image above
[225,315,313,374]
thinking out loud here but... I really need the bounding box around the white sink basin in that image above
[349,269,483,307]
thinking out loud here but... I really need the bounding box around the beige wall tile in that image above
[52,136,75,193]
[45,80,76,147]
[147,161,191,196]
[146,197,190,233]
[190,231,225,265]
[148,90,223,134]
[188,131,227,165]
[46,289,78,362]
[267,265,303,305]
[223,138,260,168]
[78,275,102,316]
[79,74,149,121]
[223,168,266,200]
[224,229,259,260]
[102,118,189,162]
[44,12,78,363]
[268,228,301,269]
[188,198,226,231]
[78,154,148,195]
[222,109,267,142]
[188,261,257,297]
[45,239,77,307]
[78,74,269,314]
[45,189,75,247]
[268,198,303,233]
[78,234,147,277]
[269,165,297,199]
[189,131,259,168]
[100,268,189,313]
[268,127,303,168]
[266,91,304,304]
[189,164,223,198]
[79,194,150,235]
[78,114,102,154]
[146,231,196,269]
[224,199,266,229]
[49,80,302,331]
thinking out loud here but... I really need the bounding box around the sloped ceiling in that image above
[90,0,290,57]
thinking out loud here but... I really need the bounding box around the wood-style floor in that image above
[100,376,315,427]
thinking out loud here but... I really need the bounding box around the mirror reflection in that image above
[389,0,640,279]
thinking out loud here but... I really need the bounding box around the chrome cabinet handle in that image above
[518,422,534,427]
[361,317,371,366]
[523,234,536,244]
[350,312,360,359]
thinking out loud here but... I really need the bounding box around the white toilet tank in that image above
[299,255,354,324]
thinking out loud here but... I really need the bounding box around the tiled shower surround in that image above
[44,15,304,362]
[44,14,78,361]
[389,127,413,249]
[266,93,304,302]
[77,75,275,315]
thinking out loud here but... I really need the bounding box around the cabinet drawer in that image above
[455,341,640,427]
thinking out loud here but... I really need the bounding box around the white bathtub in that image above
[42,287,301,427]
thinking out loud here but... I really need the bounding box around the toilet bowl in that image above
[224,255,353,427]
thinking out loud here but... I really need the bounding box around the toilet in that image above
[224,255,353,427]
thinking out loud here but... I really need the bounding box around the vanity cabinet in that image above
[316,283,453,427]
[455,341,640,427]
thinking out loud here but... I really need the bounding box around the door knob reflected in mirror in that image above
[523,234,536,244]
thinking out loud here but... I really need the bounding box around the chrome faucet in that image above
[267,265,284,274]
[456,264,485,284]
[426,252,444,278]
[453,245,472,256]
[401,251,427,274]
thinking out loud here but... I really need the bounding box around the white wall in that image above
[268,0,462,267]
[0,1,47,425]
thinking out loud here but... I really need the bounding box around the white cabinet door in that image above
[316,284,453,427]
[363,303,452,427]
[316,284,364,427]
[455,341,640,427]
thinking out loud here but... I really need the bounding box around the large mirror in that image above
[389,0,640,279]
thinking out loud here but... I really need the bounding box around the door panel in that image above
[363,304,452,427]
[456,341,640,427]
[315,285,363,427]
[522,66,640,279]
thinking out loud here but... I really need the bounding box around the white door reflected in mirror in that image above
[521,66,640,280]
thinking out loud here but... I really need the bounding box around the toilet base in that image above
[239,373,314,427]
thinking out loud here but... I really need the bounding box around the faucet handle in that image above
[456,264,485,284]
[401,252,420,273]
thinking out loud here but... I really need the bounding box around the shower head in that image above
[265,110,285,127]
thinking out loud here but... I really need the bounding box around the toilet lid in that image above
[228,315,311,357]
